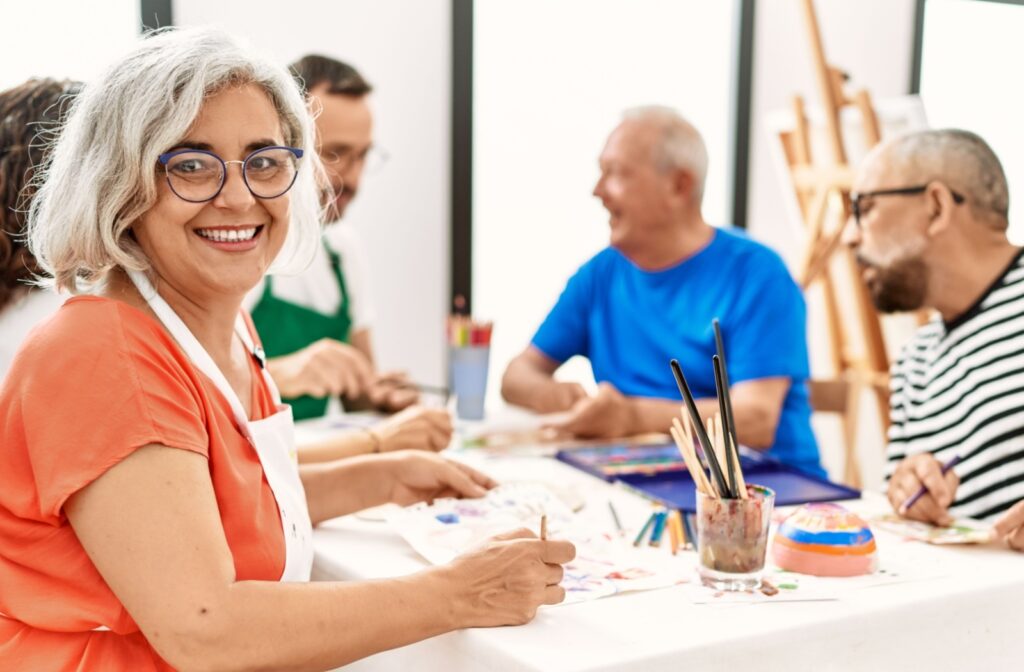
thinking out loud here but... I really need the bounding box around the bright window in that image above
[0,0,140,89]
[920,0,1024,242]
[473,0,739,401]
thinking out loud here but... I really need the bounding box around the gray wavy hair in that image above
[28,26,325,292]
[623,105,709,202]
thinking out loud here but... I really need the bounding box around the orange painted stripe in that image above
[774,534,877,556]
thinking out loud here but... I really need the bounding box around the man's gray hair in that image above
[28,26,324,293]
[887,129,1009,226]
[622,105,709,201]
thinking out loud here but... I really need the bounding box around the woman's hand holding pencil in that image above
[441,524,575,626]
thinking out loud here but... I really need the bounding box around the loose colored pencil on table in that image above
[608,501,624,535]
[648,510,668,547]
[632,510,657,547]
[676,510,688,549]
[680,512,695,549]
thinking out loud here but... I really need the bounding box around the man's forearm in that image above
[630,396,718,435]
[629,396,774,449]
[501,359,550,411]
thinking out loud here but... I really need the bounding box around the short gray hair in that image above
[28,26,324,293]
[622,105,709,201]
[885,129,1009,226]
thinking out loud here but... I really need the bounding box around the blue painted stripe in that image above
[778,524,874,546]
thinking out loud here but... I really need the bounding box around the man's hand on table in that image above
[545,382,638,439]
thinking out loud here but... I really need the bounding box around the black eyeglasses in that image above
[158,146,303,203]
[849,184,965,228]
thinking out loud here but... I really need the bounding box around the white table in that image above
[309,443,1023,671]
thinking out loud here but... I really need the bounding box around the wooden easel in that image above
[776,0,891,489]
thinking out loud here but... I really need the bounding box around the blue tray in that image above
[556,442,859,512]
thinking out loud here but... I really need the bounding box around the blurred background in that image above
[3,0,1021,485]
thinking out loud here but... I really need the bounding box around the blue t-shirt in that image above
[532,228,824,477]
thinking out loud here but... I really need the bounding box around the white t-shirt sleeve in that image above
[325,224,375,331]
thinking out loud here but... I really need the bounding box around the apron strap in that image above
[128,269,259,439]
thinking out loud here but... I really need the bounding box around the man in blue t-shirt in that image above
[501,106,823,477]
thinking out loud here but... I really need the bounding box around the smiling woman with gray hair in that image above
[0,28,573,671]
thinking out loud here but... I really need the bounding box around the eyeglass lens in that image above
[164,147,299,202]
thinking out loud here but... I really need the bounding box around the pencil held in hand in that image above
[900,454,963,515]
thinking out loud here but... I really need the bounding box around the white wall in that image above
[173,0,452,388]
[920,0,1024,243]
[746,0,918,487]
[472,0,737,405]
[0,0,140,88]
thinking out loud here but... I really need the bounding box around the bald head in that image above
[869,129,1009,228]
[621,106,708,202]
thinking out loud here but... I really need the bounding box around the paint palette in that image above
[558,444,860,511]
[771,503,878,577]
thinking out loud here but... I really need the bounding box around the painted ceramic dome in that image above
[771,503,878,577]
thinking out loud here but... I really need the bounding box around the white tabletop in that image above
[307,433,1023,671]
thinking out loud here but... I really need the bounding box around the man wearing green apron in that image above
[246,56,452,457]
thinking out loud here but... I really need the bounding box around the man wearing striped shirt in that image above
[843,129,1024,551]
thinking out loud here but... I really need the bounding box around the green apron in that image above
[250,240,353,420]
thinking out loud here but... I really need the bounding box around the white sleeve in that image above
[325,224,375,331]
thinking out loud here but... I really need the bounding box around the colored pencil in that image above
[540,514,547,541]
[900,454,963,514]
[675,509,688,549]
[608,501,624,535]
[649,510,668,547]
[668,510,680,555]
[669,359,730,497]
[633,511,657,547]
[681,512,695,550]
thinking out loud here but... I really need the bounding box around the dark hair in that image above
[288,54,372,98]
[0,78,80,311]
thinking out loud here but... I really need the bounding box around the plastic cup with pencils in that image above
[447,316,493,421]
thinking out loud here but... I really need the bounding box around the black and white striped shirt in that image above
[886,249,1024,521]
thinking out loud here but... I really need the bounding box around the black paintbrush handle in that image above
[713,319,741,460]
[669,358,730,497]
[713,355,737,498]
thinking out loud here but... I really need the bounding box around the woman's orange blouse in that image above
[0,297,286,670]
